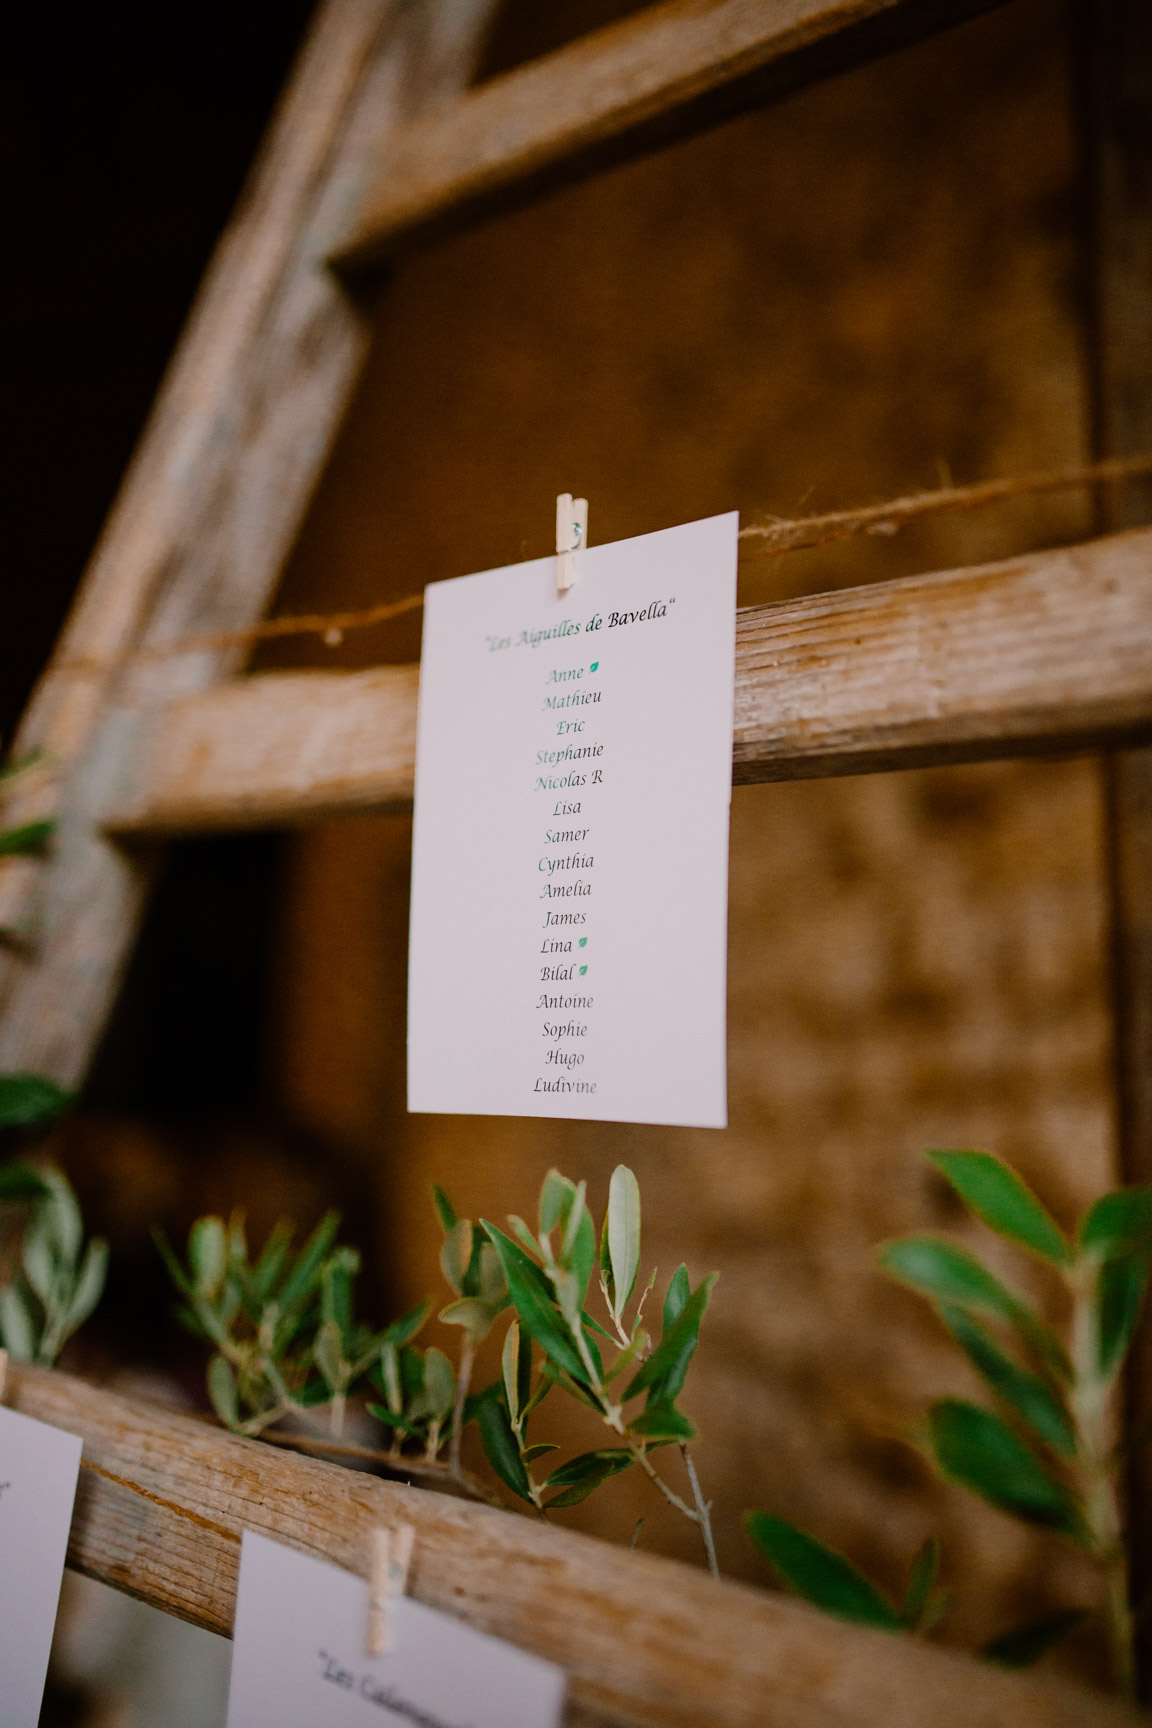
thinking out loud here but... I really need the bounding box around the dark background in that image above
[0,0,655,748]
[1,1,318,1385]
[1,0,317,747]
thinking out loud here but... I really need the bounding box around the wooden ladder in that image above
[1,2,1150,1724]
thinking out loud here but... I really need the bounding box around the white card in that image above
[226,1531,566,1728]
[408,512,737,1128]
[0,1403,83,1727]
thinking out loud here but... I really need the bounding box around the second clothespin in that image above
[366,1522,416,1657]
[555,493,588,595]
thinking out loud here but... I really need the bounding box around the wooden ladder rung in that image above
[332,0,1006,272]
[98,527,1152,838]
[13,1363,1138,1728]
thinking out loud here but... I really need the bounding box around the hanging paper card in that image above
[225,1531,566,1728]
[0,1404,83,1728]
[408,513,737,1128]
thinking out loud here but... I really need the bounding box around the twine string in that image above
[48,452,1152,678]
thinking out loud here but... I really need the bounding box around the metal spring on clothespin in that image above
[366,1523,415,1657]
[556,493,588,595]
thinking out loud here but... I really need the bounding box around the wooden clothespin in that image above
[366,1522,415,1657]
[0,1347,7,1403]
[556,493,588,595]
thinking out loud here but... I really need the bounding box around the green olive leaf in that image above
[207,1354,240,1430]
[929,1151,1071,1266]
[0,821,54,858]
[0,1284,38,1362]
[982,1610,1086,1668]
[440,1220,474,1297]
[482,1222,592,1389]
[1080,1186,1152,1262]
[543,1448,633,1507]
[431,1185,458,1232]
[879,1236,1070,1379]
[927,1399,1084,1538]
[745,1513,902,1630]
[1097,1255,1150,1379]
[606,1165,641,1324]
[937,1304,1076,1456]
[625,1274,716,1404]
[474,1386,533,1503]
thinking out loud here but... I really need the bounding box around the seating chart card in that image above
[0,1403,83,1728]
[225,1531,567,1728]
[408,512,737,1128]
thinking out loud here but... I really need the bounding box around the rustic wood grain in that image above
[731,524,1152,781]
[0,0,501,1083]
[102,665,420,832]
[332,0,1008,271]
[8,1364,1141,1728]
[96,526,1152,835]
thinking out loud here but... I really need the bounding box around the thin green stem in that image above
[239,1402,293,1438]
[680,1443,719,1577]
[450,1334,475,1479]
[1068,1260,1136,1698]
[628,1442,705,1531]
[260,1430,502,1505]
[509,1410,545,1511]
[327,1385,347,1439]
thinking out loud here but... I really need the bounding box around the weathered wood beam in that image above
[98,527,1152,836]
[332,0,1009,272]
[102,665,420,833]
[10,1364,1139,1728]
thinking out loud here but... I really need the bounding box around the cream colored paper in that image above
[0,1404,83,1727]
[408,513,737,1128]
[225,1531,566,1728]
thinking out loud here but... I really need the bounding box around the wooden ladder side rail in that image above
[96,525,1152,837]
[11,1364,1139,1728]
[332,0,1009,273]
[0,0,503,1085]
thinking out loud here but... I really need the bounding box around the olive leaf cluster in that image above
[155,1212,430,1440]
[366,1326,457,1461]
[414,1186,510,1474]
[157,1165,719,1557]
[465,1165,719,1572]
[747,1149,1151,1695]
[0,1056,103,1368]
[0,1160,108,1366]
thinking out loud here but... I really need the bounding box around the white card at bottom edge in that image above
[226,1530,567,1728]
[0,1403,83,1728]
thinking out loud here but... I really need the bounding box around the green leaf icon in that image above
[579,965,588,976]
[589,662,599,672]
[578,937,587,948]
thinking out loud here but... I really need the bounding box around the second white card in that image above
[408,513,737,1128]
[0,1403,83,1728]
[226,1531,566,1728]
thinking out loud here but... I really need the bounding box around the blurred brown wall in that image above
[252,0,1114,1672]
